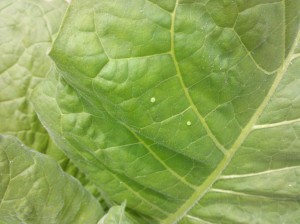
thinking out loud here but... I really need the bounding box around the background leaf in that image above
[0,0,108,207]
[98,202,134,224]
[0,135,104,224]
[0,0,66,156]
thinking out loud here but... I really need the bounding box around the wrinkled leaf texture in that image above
[0,135,104,224]
[0,0,66,160]
[0,0,107,204]
[33,0,300,223]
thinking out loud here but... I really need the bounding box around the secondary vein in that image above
[162,19,300,224]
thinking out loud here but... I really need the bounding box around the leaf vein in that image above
[170,0,227,155]
[162,24,300,224]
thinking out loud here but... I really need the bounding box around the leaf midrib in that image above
[170,0,227,155]
[162,2,300,223]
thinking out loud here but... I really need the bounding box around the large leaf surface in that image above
[0,135,104,224]
[32,0,300,223]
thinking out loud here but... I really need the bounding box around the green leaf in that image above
[0,0,108,213]
[98,202,133,224]
[32,0,300,223]
[0,0,67,157]
[0,134,104,224]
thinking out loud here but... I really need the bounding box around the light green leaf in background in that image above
[98,202,134,224]
[0,135,104,224]
[32,0,300,223]
[0,0,67,160]
[0,0,107,211]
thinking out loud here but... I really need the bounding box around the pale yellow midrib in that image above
[162,9,300,224]
[170,0,227,155]
[252,117,300,130]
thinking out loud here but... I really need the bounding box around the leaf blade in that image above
[0,135,104,224]
[33,0,300,223]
